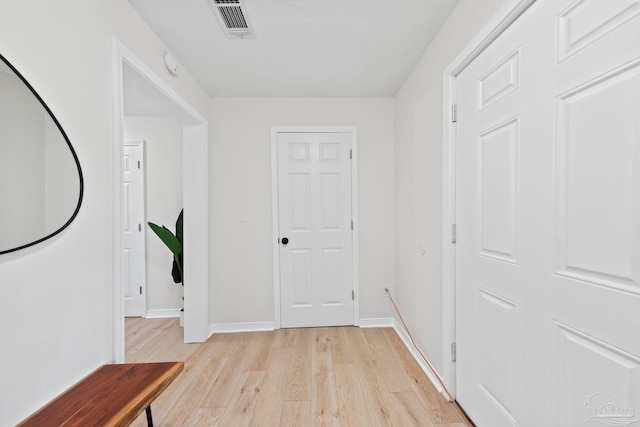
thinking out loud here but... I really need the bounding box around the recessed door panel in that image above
[290,143,310,162]
[554,322,640,427]
[321,248,342,305]
[479,289,517,425]
[557,0,640,61]
[320,173,341,230]
[478,118,519,263]
[291,174,311,231]
[291,249,312,306]
[478,49,521,110]
[556,62,640,292]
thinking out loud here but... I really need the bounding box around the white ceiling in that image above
[129,0,459,98]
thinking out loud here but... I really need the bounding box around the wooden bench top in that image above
[17,362,184,427]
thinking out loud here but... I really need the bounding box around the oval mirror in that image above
[0,54,83,254]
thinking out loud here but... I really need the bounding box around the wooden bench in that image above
[17,362,183,427]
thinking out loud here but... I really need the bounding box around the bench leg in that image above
[145,406,153,427]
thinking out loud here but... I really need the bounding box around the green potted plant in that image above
[148,209,183,324]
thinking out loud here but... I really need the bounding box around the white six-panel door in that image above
[123,142,146,317]
[276,131,354,328]
[455,0,640,425]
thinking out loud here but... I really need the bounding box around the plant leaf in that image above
[176,209,183,246]
[148,222,181,257]
[172,253,183,284]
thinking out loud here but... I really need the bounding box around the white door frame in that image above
[271,126,359,329]
[111,39,209,362]
[441,0,537,396]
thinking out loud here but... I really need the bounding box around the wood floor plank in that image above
[341,327,404,426]
[355,361,404,426]
[333,363,372,426]
[341,326,375,366]
[126,318,178,362]
[191,407,226,426]
[392,391,436,427]
[245,330,274,372]
[362,328,414,393]
[310,328,340,427]
[329,327,355,365]
[200,334,256,407]
[284,328,312,401]
[280,401,311,426]
[201,331,244,359]
[381,328,463,424]
[249,347,293,427]
[435,423,468,427]
[162,357,226,426]
[124,317,148,344]
[131,320,184,362]
[271,327,298,349]
[219,371,265,427]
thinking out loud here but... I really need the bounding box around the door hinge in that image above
[139,286,142,295]
[138,223,142,232]
[352,290,355,300]
[137,160,141,169]
[451,342,457,362]
[451,104,457,123]
[349,149,353,160]
[451,224,457,244]
[351,220,354,230]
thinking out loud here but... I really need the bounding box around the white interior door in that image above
[276,130,354,328]
[123,142,146,317]
[455,1,640,425]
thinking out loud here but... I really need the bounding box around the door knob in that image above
[281,237,289,245]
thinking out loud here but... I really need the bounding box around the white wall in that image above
[124,116,184,313]
[393,0,509,374]
[210,98,395,325]
[0,0,210,424]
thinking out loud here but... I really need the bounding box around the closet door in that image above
[455,1,640,425]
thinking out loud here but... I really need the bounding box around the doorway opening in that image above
[111,39,209,362]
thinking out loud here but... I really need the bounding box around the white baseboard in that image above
[145,308,181,319]
[390,319,446,396]
[208,321,276,336]
[359,317,395,328]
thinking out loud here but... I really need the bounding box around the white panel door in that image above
[455,1,640,425]
[123,142,146,317]
[277,131,354,328]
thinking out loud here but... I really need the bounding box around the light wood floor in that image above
[126,318,465,426]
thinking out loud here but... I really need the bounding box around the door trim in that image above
[111,38,209,362]
[441,0,537,396]
[271,126,359,329]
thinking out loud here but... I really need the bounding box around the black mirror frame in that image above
[0,53,84,255]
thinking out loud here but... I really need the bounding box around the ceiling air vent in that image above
[209,0,254,39]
